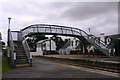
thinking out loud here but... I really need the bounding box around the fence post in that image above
[108,49,111,57]
[13,52,16,68]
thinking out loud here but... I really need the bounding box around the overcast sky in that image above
[0,0,119,43]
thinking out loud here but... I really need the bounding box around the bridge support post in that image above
[13,52,16,68]
[113,48,115,57]
[83,44,88,57]
[108,49,111,57]
[30,59,32,67]
[30,53,32,67]
[82,45,85,57]
[50,39,51,52]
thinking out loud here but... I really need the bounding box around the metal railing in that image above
[62,40,71,49]
[22,37,32,66]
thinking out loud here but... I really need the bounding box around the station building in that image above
[105,34,120,56]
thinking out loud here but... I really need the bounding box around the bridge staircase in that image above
[75,41,81,50]
[15,41,30,67]
[62,40,71,49]
[85,35,110,57]
[8,30,32,68]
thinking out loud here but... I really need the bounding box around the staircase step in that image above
[16,57,28,60]
[16,61,28,63]
[17,56,27,58]
[16,63,30,67]
[16,52,26,54]
[16,52,25,53]
[17,54,26,56]
[17,56,28,59]
[16,55,27,57]
[16,60,29,64]
[16,60,28,63]
[16,58,28,61]
[14,41,31,67]
[16,53,26,55]
[16,50,25,52]
[16,50,24,51]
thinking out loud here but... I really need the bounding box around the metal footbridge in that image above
[8,24,111,68]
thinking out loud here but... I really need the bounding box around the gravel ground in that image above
[2,58,117,78]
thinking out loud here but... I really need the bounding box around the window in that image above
[75,41,77,46]
[71,41,73,46]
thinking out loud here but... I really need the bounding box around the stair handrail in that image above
[22,38,31,64]
[61,40,71,49]
[75,40,81,49]
[79,29,108,48]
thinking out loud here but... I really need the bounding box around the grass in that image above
[0,56,2,72]
[2,57,12,73]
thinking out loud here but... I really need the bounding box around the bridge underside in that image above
[26,32,89,43]
[26,32,91,54]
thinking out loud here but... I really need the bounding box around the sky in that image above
[0,0,119,43]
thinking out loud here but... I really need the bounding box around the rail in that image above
[22,38,31,65]
[62,40,71,49]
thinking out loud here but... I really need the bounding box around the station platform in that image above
[33,54,120,73]
[40,55,120,64]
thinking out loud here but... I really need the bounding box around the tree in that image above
[27,34,48,51]
[51,35,68,50]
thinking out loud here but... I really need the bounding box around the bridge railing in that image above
[22,38,32,66]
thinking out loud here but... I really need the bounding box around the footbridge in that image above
[8,24,112,68]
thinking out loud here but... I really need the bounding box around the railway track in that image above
[34,56,120,73]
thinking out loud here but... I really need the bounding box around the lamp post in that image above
[88,28,91,35]
[8,17,11,29]
[7,17,11,58]
[8,17,11,46]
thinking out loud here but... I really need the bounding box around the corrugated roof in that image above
[105,34,120,39]
[37,39,55,44]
